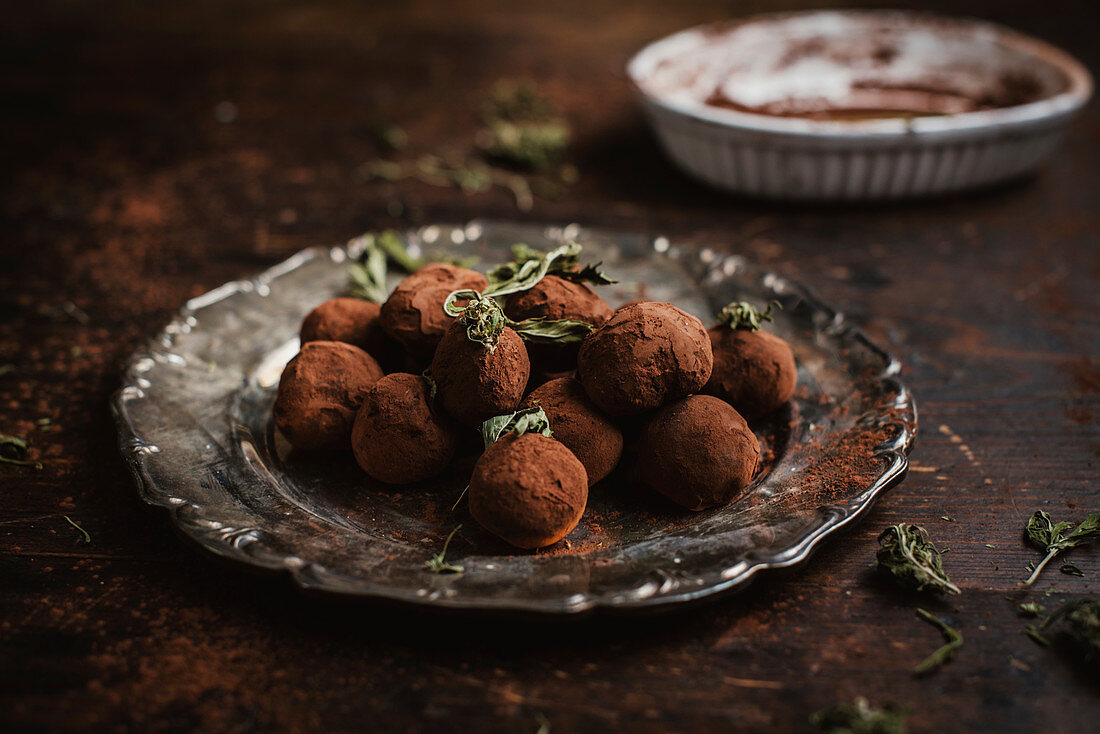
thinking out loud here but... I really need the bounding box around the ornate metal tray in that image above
[111,221,916,615]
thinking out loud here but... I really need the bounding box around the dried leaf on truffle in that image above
[444,290,508,350]
[445,288,596,350]
[810,698,909,734]
[511,317,594,344]
[484,242,582,297]
[717,299,781,331]
[487,242,615,288]
[481,405,553,449]
[876,524,960,595]
[1020,510,1100,587]
[913,609,962,675]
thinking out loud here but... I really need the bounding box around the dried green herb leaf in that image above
[811,698,909,734]
[1023,625,1051,647]
[941,515,955,522]
[913,609,962,675]
[1061,564,1085,577]
[484,242,582,297]
[1020,510,1100,587]
[347,229,422,303]
[480,405,553,449]
[64,515,91,544]
[481,79,556,123]
[557,261,617,286]
[374,123,408,151]
[348,242,389,303]
[1040,597,1100,661]
[0,364,14,377]
[480,119,569,171]
[1019,602,1044,617]
[717,300,781,331]
[487,242,614,290]
[0,434,42,469]
[425,525,464,574]
[876,524,960,595]
[511,317,594,345]
[443,291,507,350]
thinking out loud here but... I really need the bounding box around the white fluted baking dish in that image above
[627,11,1092,200]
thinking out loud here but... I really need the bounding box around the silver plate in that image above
[111,221,916,615]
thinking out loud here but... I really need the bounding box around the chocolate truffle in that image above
[469,432,588,548]
[300,297,399,368]
[635,395,760,510]
[430,320,531,426]
[351,373,458,484]
[705,327,797,419]
[577,301,713,415]
[273,341,384,450]
[523,377,623,485]
[379,263,488,360]
[505,275,614,371]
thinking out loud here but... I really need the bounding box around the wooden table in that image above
[3,1,1097,731]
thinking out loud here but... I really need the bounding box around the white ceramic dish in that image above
[627,11,1092,200]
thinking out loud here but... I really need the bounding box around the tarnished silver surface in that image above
[111,221,916,615]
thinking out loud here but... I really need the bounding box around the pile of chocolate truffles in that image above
[273,243,797,550]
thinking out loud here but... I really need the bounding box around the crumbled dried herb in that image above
[481,79,556,123]
[717,300,781,331]
[0,364,14,377]
[364,154,535,211]
[478,80,569,171]
[1061,564,1084,577]
[373,122,408,152]
[1019,601,1044,617]
[876,524,960,595]
[1040,597,1100,661]
[913,609,962,675]
[425,525,464,574]
[0,435,42,469]
[1020,510,1100,587]
[811,698,909,734]
[480,119,569,170]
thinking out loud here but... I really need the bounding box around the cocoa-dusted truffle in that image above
[430,320,530,426]
[351,373,458,484]
[469,432,588,548]
[379,263,488,360]
[273,341,384,450]
[505,275,613,371]
[577,301,713,415]
[705,305,797,419]
[300,297,398,367]
[523,377,622,485]
[635,395,760,510]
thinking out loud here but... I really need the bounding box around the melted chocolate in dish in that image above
[640,12,1067,120]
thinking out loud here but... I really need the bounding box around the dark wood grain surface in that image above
[2,1,1098,732]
